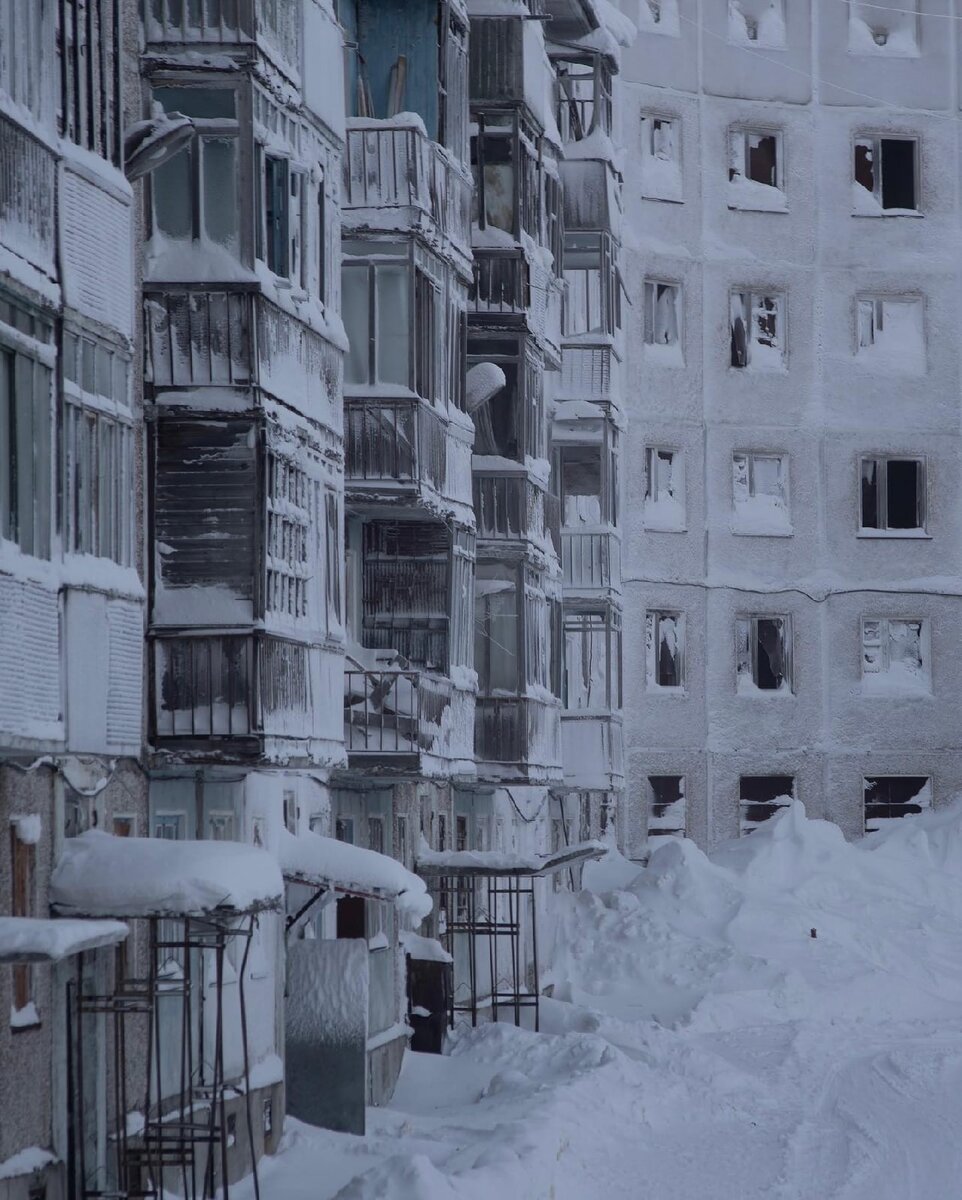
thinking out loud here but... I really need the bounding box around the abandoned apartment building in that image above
[5,0,962,1196]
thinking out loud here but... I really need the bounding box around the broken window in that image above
[736,615,792,693]
[151,86,239,251]
[856,296,923,367]
[864,776,930,832]
[10,822,36,1019]
[564,610,620,710]
[646,611,684,689]
[471,119,517,234]
[730,291,783,368]
[558,445,603,525]
[862,618,928,691]
[556,56,612,143]
[860,456,925,533]
[648,776,686,838]
[644,447,686,531]
[474,563,519,694]
[728,129,784,209]
[564,232,618,338]
[640,114,682,202]
[732,452,791,535]
[739,775,794,833]
[266,453,309,619]
[854,137,918,213]
[0,324,52,559]
[467,335,527,460]
[728,0,786,46]
[849,2,919,56]
[644,281,681,350]
[342,247,411,389]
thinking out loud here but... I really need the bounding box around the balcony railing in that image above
[344,669,450,756]
[144,0,299,68]
[473,474,544,543]
[345,398,446,493]
[562,531,620,591]
[152,633,310,740]
[475,697,561,769]
[343,122,471,252]
[469,251,529,315]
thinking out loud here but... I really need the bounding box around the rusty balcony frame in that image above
[345,396,447,494]
[343,668,451,758]
[343,120,472,255]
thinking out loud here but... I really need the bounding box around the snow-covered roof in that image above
[399,930,453,964]
[50,831,283,919]
[416,840,607,878]
[0,916,128,964]
[278,829,432,923]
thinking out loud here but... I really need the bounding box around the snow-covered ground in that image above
[238,803,962,1198]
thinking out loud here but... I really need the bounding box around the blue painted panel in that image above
[357,0,439,134]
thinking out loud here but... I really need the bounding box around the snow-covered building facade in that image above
[0,1,148,1194]
[620,0,962,850]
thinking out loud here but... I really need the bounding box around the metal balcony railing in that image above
[343,122,471,251]
[345,398,446,492]
[344,669,450,755]
[561,531,620,591]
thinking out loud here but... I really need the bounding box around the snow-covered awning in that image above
[399,930,452,964]
[278,829,432,923]
[0,916,128,964]
[416,840,607,879]
[50,831,283,919]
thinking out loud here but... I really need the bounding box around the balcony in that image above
[473,474,544,545]
[151,633,312,748]
[469,252,529,317]
[144,0,299,73]
[343,122,472,263]
[344,668,472,770]
[561,713,624,789]
[562,530,620,594]
[345,398,446,498]
[474,697,562,779]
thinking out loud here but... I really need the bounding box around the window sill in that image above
[851,210,923,219]
[859,686,933,700]
[646,685,687,697]
[640,192,684,205]
[731,527,794,538]
[857,530,931,540]
[643,524,688,534]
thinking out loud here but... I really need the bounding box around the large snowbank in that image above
[51,831,283,918]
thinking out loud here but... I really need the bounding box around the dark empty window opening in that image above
[648,775,686,838]
[336,895,366,939]
[864,776,930,831]
[730,131,779,188]
[467,336,522,460]
[737,615,792,692]
[559,445,603,525]
[860,457,924,532]
[854,137,918,212]
[740,775,794,832]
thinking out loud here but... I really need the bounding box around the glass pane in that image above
[375,265,410,387]
[14,357,35,555]
[153,146,192,240]
[202,138,238,250]
[342,267,370,385]
[153,86,236,119]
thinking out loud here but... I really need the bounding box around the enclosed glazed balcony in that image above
[474,698,562,780]
[561,530,621,594]
[345,397,447,500]
[143,0,299,73]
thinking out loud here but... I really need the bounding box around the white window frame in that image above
[646,610,685,691]
[644,446,686,531]
[643,279,682,349]
[859,455,927,535]
[863,774,931,833]
[856,294,923,356]
[853,135,920,214]
[639,112,682,202]
[861,616,929,688]
[732,450,791,535]
[728,127,783,191]
[730,290,784,369]
[208,811,236,841]
[736,614,794,693]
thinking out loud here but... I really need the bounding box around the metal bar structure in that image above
[68,915,260,1199]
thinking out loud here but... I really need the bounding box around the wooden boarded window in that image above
[10,824,36,1015]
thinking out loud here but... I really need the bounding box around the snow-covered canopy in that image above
[0,916,128,964]
[417,840,606,878]
[399,930,452,964]
[278,829,432,923]
[51,831,283,919]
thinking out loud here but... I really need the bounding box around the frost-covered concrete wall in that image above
[619,0,962,851]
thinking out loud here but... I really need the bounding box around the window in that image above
[335,895,365,939]
[0,1,54,122]
[728,129,785,211]
[646,611,684,690]
[856,297,923,368]
[648,776,686,838]
[335,816,355,844]
[740,776,794,834]
[863,776,930,833]
[475,564,519,694]
[637,0,680,35]
[729,0,786,47]
[644,447,685,531]
[10,822,37,1023]
[467,334,542,462]
[209,812,235,841]
[861,618,929,692]
[263,1098,273,1136]
[558,445,603,525]
[325,489,342,627]
[849,2,919,56]
[860,456,925,533]
[640,115,682,202]
[564,610,621,710]
[112,815,136,837]
[317,183,327,304]
[342,249,411,388]
[153,813,185,840]
[283,790,297,834]
[437,813,447,852]
[0,332,52,559]
[732,452,791,536]
[266,454,309,619]
[151,87,239,251]
[367,815,384,854]
[394,815,408,866]
[414,270,440,403]
[264,155,290,277]
[556,56,612,142]
[854,137,918,214]
[361,522,450,670]
[60,0,122,164]
[564,232,619,337]
[730,291,783,368]
[736,615,793,693]
[644,281,682,354]
[439,12,469,161]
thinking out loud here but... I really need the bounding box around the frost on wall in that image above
[728,0,785,48]
[640,115,682,202]
[856,297,924,372]
[646,611,684,690]
[644,446,685,531]
[730,291,783,370]
[861,618,929,695]
[636,0,680,37]
[849,1,919,57]
[732,452,791,536]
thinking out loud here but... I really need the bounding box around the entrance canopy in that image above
[416,840,606,879]
[0,916,128,964]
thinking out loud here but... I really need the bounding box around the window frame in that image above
[853,134,920,214]
[643,278,682,349]
[645,609,685,691]
[644,445,686,530]
[863,774,931,832]
[858,454,927,535]
[860,615,929,688]
[728,126,784,192]
[730,289,785,369]
[10,822,37,1024]
[855,293,924,356]
[736,613,794,694]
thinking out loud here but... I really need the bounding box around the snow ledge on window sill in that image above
[851,210,923,219]
[857,529,931,540]
[644,524,688,534]
[646,685,688,697]
[730,526,794,538]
